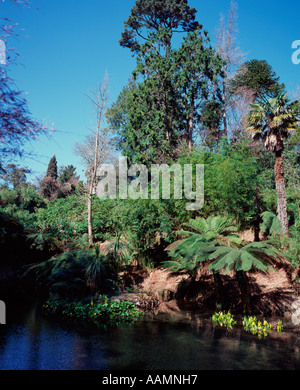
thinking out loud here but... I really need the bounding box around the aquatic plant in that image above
[212,311,237,330]
[42,296,144,327]
[243,316,273,339]
[212,312,284,339]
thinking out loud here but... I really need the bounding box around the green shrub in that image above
[22,249,118,298]
[0,185,46,213]
[42,296,144,327]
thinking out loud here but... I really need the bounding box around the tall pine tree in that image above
[109,27,223,165]
[120,0,200,55]
[46,155,58,180]
[229,59,285,100]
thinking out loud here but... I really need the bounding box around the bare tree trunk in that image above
[75,74,110,246]
[236,270,253,314]
[213,271,225,309]
[87,191,93,246]
[253,186,262,242]
[87,98,101,246]
[188,117,193,150]
[274,151,289,235]
[222,75,228,139]
[188,98,194,151]
[87,116,100,246]
[216,1,242,142]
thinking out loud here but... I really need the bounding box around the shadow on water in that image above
[0,296,300,370]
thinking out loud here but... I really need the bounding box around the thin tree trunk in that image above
[236,270,252,314]
[87,129,99,246]
[87,190,93,246]
[222,76,228,140]
[86,75,109,246]
[212,81,221,148]
[216,2,241,143]
[163,90,171,145]
[253,186,262,242]
[213,271,225,309]
[274,151,289,235]
[188,100,194,151]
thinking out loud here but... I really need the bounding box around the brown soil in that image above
[118,265,300,317]
[107,229,300,318]
[116,230,300,317]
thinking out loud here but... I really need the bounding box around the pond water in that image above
[0,299,300,370]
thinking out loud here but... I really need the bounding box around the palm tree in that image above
[84,247,107,295]
[22,249,108,297]
[104,233,136,272]
[247,93,300,235]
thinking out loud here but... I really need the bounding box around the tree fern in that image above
[260,211,281,236]
[207,241,279,313]
[208,242,278,273]
[182,215,239,237]
[163,215,240,277]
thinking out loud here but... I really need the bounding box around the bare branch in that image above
[74,74,116,245]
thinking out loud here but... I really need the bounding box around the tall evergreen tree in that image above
[46,156,58,180]
[115,0,226,162]
[2,164,29,188]
[58,165,77,184]
[110,27,223,165]
[120,0,200,55]
[230,59,285,100]
[174,28,223,150]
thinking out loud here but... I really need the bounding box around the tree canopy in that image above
[230,59,285,100]
[120,0,200,54]
[46,156,58,180]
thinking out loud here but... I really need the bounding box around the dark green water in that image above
[0,300,300,370]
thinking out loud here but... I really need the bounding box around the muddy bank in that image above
[118,263,300,318]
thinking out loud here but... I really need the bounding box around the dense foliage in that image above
[1,0,299,325]
[42,296,144,327]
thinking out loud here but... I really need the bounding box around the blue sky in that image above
[2,0,300,182]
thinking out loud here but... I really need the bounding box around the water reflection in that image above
[0,300,300,370]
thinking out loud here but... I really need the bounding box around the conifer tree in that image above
[58,165,77,184]
[120,0,200,55]
[230,59,285,100]
[46,156,58,180]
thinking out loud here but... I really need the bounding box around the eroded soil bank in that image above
[115,260,300,327]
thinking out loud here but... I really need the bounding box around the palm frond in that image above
[247,93,300,141]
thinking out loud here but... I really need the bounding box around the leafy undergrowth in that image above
[42,295,144,327]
